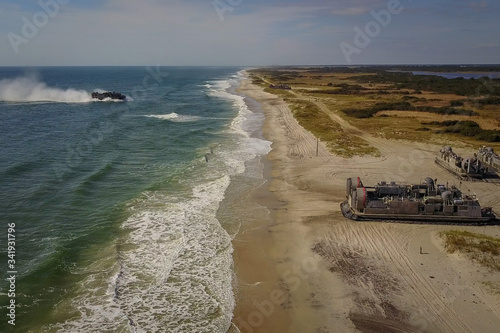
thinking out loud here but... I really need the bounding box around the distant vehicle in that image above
[341,177,496,224]
[435,146,485,179]
[91,91,126,101]
[477,146,500,174]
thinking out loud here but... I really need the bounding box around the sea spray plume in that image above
[0,75,92,103]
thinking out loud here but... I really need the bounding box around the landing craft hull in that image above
[341,201,497,224]
[342,177,497,225]
[435,146,485,179]
[434,157,482,179]
[478,146,500,175]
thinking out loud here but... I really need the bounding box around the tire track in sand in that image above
[321,222,475,332]
[277,104,331,161]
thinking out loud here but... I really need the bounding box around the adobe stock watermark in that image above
[380,144,433,183]
[233,256,318,332]
[468,74,500,109]
[340,0,408,64]
[8,0,70,54]
[213,0,243,21]
[409,274,468,332]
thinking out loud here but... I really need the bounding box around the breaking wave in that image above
[145,113,202,122]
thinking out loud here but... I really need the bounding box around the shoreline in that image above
[233,76,346,332]
[232,71,500,333]
[229,80,292,333]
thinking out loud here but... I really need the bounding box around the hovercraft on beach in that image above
[435,146,485,179]
[91,91,126,101]
[341,177,497,224]
[435,146,500,182]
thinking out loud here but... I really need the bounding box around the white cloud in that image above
[0,0,498,65]
[1,0,335,65]
[328,0,388,16]
[331,6,371,16]
[475,42,498,49]
[469,1,487,9]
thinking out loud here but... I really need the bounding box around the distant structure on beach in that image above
[435,146,485,179]
[269,84,292,90]
[435,146,499,181]
[477,146,500,174]
[341,177,496,223]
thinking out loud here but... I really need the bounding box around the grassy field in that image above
[285,98,379,157]
[440,230,500,272]
[251,70,379,157]
[249,68,500,153]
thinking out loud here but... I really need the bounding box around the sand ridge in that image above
[232,75,500,333]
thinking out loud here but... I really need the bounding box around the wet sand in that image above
[231,74,500,333]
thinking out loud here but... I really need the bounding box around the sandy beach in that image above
[232,74,500,333]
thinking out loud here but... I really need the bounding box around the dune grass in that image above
[285,98,379,157]
[249,72,379,157]
[440,230,500,271]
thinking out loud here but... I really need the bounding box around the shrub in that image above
[423,120,500,142]
[444,121,481,137]
[476,130,500,142]
[342,101,475,118]
[476,97,500,105]
[450,100,465,107]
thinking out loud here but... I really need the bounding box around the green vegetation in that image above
[251,77,265,85]
[450,97,500,107]
[385,65,500,72]
[248,69,304,84]
[286,99,379,157]
[263,87,294,98]
[403,95,428,102]
[308,83,368,95]
[450,99,465,107]
[249,67,500,150]
[440,230,500,271]
[423,120,500,142]
[342,101,476,119]
[483,281,500,295]
[476,96,500,105]
[351,72,500,96]
[310,65,500,73]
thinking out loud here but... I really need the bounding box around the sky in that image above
[0,0,499,66]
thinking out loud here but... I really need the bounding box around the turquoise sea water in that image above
[0,67,271,332]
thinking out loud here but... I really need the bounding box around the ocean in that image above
[0,67,271,332]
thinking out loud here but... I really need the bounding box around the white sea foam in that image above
[117,177,234,332]
[0,76,93,103]
[53,178,236,332]
[145,113,202,122]
[208,73,272,173]
[0,76,130,103]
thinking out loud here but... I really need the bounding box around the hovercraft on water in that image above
[91,91,126,101]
